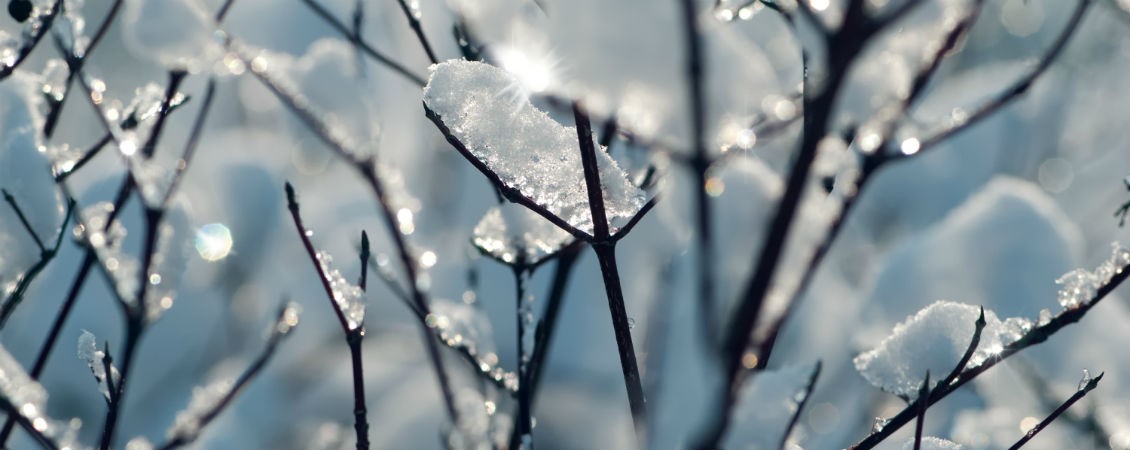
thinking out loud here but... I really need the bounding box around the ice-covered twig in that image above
[422,104,594,242]
[41,0,124,138]
[778,361,821,450]
[848,257,1130,449]
[1007,371,1103,450]
[77,331,121,406]
[364,253,520,397]
[285,183,366,334]
[0,0,62,80]
[296,0,426,86]
[285,183,376,450]
[155,303,300,450]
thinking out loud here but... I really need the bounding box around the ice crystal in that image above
[424,60,645,235]
[1055,242,1130,309]
[472,203,573,265]
[77,330,120,403]
[315,251,365,330]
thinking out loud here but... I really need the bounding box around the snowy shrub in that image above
[1,0,1130,449]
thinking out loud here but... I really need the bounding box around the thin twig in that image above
[2,189,47,251]
[1007,372,1104,450]
[285,182,371,450]
[778,361,821,450]
[574,103,647,440]
[394,0,439,64]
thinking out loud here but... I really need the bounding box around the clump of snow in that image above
[1055,242,1130,309]
[423,60,646,235]
[315,251,365,330]
[472,203,573,265]
[449,0,780,155]
[77,330,120,403]
[122,0,223,73]
[854,301,1006,399]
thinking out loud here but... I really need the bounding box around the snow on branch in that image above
[423,60,646,238]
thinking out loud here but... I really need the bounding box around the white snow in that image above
[472,202,573,265]
[1055,242,1130,309]
[423,60,645,235]
[122,0,223,73]
[314,251,365,330]
[854,301,1006,399]
[448,0,781,155]
[77,330,120,403]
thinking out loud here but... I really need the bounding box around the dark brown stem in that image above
[574,104,647,439]
[394,0,439,64]
[1007,372,1103,450]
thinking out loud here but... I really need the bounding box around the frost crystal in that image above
[854,301,1007,399]
[315,251,365,330]
[77,330,120,403]
[424,60,645,234]
[1055,242,1130,309]
[167,377,234,440]
[472,203,573,265]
